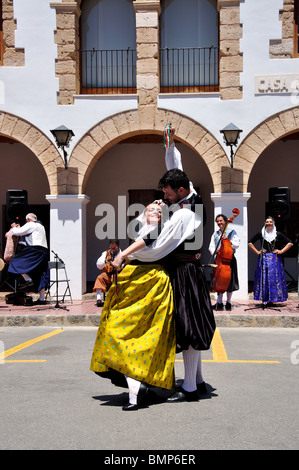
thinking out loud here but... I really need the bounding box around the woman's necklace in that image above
[267,239,276,252]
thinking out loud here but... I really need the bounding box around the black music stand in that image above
[37,250,69,311]
[245,232,279,312]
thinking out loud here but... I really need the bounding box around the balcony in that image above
[160,46,219,93]
[80,46,219,95]
[80,48,137,94]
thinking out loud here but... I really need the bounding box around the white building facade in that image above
[0,0,298,299]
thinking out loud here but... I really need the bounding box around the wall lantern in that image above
[50,125,74,169]
[220,123,242,168]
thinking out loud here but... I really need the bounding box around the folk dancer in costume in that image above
[126,125,215,403]
[248,216,292,305]
[90,203,176,411]
[93,239,122,307]
[209,214,240,311]
[8,213,49,305]
[161,126,215,402]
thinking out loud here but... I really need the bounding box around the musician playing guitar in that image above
[93,239,122,307]
[208,214,240,311]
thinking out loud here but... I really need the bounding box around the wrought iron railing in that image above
[80,46,218,94]
[80,48,137,94]
[160,46,219,92]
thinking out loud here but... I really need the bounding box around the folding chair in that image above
[47,260,72,304]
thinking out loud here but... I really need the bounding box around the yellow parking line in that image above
[201,359,280,363]
[175,329,280,364]
[4,360,47,363]
[1,328,280,365]
[0,329,64,362]
[211,328,228,362]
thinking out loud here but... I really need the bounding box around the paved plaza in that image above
[1,326,298,450]
[0,292,298,328]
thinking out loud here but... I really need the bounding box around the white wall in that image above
[159,0,299,161]
[0,0,297,163]
[1,0,298,297]
[0,0,138,161]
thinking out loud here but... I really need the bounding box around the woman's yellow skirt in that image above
[90,264,175,390]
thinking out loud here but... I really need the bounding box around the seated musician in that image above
[209,214,240,311]
[93,239,122,307]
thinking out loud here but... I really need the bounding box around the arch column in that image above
[211,192,251,299]
[46,194,90,299]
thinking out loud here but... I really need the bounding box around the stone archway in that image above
[0,111,62,194]
[234,106,299,193]
[69,109,228,194]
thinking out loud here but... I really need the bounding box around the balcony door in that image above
[160,0,219,92]
[80,0,136,93]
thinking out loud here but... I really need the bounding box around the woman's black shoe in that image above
[212,303,224,311]
[122,383,148,411]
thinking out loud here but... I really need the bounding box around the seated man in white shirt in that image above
[8,213,49,304]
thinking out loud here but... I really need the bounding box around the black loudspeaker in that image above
[265,187,290,222]
[6,189,28,225]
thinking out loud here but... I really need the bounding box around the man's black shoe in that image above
[167,387,199,403]
[33,299,47,305]
[197,381,207,394]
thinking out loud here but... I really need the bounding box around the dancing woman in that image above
[90,203,176,411]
